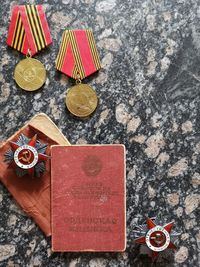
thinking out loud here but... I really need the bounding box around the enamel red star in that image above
[135,217,177,258]
[9,134,48,177]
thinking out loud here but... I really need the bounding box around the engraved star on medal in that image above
[4,134,49,177]
[133,217,180,259]
[14,54,46,91]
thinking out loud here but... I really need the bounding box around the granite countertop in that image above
[0,0,199,266]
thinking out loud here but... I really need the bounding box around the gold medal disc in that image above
[66,84,98,118]
[14,58,46,91]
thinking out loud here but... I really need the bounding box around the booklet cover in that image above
[0,113,70,236]
[51,145,126,251]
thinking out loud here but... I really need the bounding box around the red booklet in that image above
[51,145,126,251]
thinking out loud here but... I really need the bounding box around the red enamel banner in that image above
[6,5,52,56]
[56,30,101,80]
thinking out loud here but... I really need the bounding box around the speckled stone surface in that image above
[0,0,200,266]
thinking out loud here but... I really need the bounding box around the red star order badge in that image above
[134,217,179,259]
[4,134,49,177]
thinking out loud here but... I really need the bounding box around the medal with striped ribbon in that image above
[6,5,52,91]
[56,30,101,118]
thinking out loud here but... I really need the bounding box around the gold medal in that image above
[56,30,102,119]
[66,83,98,118]
[14,57,46,91]
[7,5,52,92]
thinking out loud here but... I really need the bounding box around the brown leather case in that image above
[0,113,70,236]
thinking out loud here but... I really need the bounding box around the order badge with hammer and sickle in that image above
[133,217,180,259]
[4,134,49,177]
